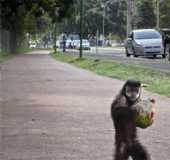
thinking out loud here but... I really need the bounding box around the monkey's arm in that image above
[111,95,140,120]
[111,105,138,120]
[111,105,138,142]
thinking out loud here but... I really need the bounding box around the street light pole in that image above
[0,3,1,52]
[102,5,105,46]
[156,0,160,30]
[102,0,112,46]
[54,7,59,53]
[96,29,99,54]
[127,0,133,37]
[80,0,83,58]
[54,23,57,53]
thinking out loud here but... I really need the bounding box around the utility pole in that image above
[127,0,134,37]
[102,0,112,46]
[156,0,160,30]
[0,2,2,52]
[80,0,83,58]
[96,29,99,54]
[54,23,57,53]
[54,8,59,53]
[102,7,105,46]
[102,4,106,47]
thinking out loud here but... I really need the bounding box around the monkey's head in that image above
[122,80,141,103]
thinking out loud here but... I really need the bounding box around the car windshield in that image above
[134,31,161,39]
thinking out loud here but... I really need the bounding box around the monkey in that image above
[111,80,151,160]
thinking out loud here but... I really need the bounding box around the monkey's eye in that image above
[126,87,139,93]
[125,87,140,100]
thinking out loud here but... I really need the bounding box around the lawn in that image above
[0,48,32,63]
[0,52,11,63]
[51,51,170,97]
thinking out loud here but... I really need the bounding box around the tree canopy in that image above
[160,0,170,28]
[57,0,170,40]
[1,0,170,53]
[0,0,74,53]
[136,0,156,29]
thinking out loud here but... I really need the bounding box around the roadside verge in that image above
[51,51,170,97]
[0,48,34,64]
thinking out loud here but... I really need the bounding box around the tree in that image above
[136,0,156,29]
[24,10,52,39]
[0,0,74,53]
[160,0,170,28]
[57,0,127,39]
[105,0,126,38]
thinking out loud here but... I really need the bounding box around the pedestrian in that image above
[163,33,170,55]
[62,35,66,52]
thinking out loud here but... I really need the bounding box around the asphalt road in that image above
[66,47,170,73]
[0,50,170,160]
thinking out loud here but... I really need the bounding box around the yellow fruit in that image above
[134,99,156,129]
[135,112,153,129]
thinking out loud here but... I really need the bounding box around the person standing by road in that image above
[62,35,66,52]
[163,34,170,54]
[162,30,170,60]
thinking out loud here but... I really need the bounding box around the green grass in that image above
[0,47,32,63]
[51,51,170,97]
[0,52,11,63]
[16,47,32,54]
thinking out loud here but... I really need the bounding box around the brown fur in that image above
[111,80,151,160]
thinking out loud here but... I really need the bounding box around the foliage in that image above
[1,0,74,28]
[160,0,170,28]
[136,0,156,29]
[1,0,170,53]
[0,0,74,53]
[24,12,52,36]
[58,0,127,39]
[59,0,170,39]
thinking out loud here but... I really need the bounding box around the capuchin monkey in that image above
[111,80,151,160]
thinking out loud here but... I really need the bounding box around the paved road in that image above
[66,47,170,73]
[0,50,170,160]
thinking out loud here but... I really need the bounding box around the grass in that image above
[51,51,170,97]
[0,52,12,63]
[16,47,33,54]
[0,47,32,63]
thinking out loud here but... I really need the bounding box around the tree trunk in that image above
[0,2,1,52]
[9,29,18,54]
[1,29,10,53]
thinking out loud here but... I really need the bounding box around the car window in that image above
[134,31,161,39]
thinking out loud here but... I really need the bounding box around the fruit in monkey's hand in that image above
[132,99,156,129]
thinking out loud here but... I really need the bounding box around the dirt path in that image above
[0,50,170,160]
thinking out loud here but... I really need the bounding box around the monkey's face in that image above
[125,86,141,102]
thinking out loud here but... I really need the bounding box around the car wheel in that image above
[125,48,130,57]
[153,54,156,58]
[162,54,166,58]
[132,48,138,57]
